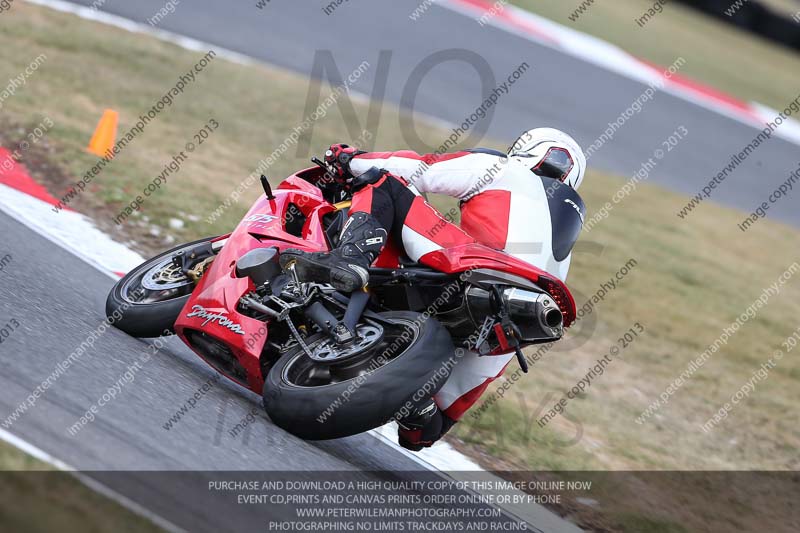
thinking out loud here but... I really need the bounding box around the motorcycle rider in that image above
[280,128,586,451]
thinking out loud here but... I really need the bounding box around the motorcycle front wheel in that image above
[263,311,456,440]
[105,237,218,338]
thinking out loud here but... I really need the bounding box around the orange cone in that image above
[86,109,118,158]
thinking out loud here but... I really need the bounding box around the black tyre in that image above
[263,311,455,440]
[105,237,218,338]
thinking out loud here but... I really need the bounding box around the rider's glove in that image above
[324,144,364,183]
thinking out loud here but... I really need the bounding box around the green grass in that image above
[511,0,800,111]
[0,441,162,532]
[3,3,800,532]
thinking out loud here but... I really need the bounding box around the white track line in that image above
[0,427,184,532]
[439,0,800,147]
[25,0,255,67]
[0,184,143,277]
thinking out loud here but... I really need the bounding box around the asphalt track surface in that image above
[63,0,800,227]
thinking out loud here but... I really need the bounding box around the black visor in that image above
[531,147,574,182]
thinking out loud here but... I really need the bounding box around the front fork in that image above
[171,236,228,282]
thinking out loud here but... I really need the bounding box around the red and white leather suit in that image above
[348,145,582,424]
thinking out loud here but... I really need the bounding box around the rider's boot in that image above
[280,212,387,292]
[397,399,456,451]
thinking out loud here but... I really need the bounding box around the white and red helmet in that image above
[508,128,586,190]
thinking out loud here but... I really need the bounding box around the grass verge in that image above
[0,440,162,532]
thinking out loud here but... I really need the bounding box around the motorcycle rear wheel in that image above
[263,311,455,440]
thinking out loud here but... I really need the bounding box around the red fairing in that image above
[420,244,577,327]
[174,170,333,393]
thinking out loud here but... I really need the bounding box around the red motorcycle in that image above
[106,161,576,440]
